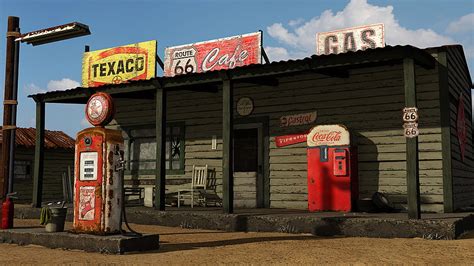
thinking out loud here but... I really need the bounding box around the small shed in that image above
[0,127,75,202]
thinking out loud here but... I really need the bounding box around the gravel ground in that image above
[0,219,473,265]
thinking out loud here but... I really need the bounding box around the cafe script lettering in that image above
[82,41,156,88]
[164,32,262,77]
[317,24,384,55]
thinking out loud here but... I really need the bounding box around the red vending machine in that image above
[306,124,358,212]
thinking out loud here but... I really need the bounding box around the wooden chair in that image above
[177,165,222,208]
[178,165,209,208]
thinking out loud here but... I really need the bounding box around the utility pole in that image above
[1,16,20,199]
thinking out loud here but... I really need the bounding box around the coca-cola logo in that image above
[311,131,342,143]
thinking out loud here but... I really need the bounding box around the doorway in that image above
[233,120,268,208]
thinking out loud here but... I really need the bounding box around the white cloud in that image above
[447,13,474,33]
[266,0,454,59]
[289,18,304,27]
[264,46,291,62]
[25,78,80,95]
[47,78,80,91]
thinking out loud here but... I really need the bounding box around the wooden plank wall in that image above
[112,61,445,212]
[446,46,474,210]
[13,148,74,203]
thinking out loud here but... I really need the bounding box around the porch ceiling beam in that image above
[240,76,279,87]
[312,68,349,79]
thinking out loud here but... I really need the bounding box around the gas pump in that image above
[73,92,124,234]
[306,124,358,212]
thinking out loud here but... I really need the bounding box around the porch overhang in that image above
[29,45,436,104]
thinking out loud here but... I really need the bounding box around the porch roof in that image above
[29,45,437,104]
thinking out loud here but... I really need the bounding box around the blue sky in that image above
[0,0,473,137]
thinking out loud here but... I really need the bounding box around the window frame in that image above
[125,122,185,176]
[14,160,32,180]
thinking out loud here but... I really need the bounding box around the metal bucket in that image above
[45,207,67,232]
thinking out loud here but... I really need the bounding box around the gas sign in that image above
[164,32,262,77]
[317,24,384,55]
[82,40,156,88]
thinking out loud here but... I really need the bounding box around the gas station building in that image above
[29,44,473,215]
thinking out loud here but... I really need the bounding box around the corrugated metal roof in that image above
[29,44,442,102]
[0,127,75,150]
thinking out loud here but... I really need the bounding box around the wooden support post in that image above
[154,86,167,211]
[437,52,454,213]
[222,74,234,214]
[404,58,421,219]
[32,101,45,208]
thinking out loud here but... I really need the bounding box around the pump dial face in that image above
[85,92,114,126]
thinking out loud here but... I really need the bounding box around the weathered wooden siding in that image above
[12,148,73,203]
[235,63,443,212]
[112,60,445,212]
[446,46,474,210]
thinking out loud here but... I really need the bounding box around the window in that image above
[166,124,184,173]
[127,123,185,175]
[14,160,31,179]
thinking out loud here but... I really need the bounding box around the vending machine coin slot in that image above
[319,146,328,162]
[333,149,348,176]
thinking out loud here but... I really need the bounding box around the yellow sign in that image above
[82,40,156,88]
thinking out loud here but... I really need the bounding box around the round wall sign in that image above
[236,97,254,116]
[85,92,115,127]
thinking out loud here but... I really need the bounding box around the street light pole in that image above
[1,16,20,199]
[1,18,90,208]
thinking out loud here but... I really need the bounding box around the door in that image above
[233,123,265,208]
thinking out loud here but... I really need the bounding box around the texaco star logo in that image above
[112,76,122,84]
[85,92,114,126]
[88,98,103,119]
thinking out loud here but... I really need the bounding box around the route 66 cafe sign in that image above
[163,32,262,76]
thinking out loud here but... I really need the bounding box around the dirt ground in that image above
[1,219,473,265]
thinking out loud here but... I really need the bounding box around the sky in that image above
[0,0,473,137]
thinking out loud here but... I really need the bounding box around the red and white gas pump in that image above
[306,124,358,212]
[73,92,124,234]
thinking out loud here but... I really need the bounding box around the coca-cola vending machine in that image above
[306,124,358,212]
